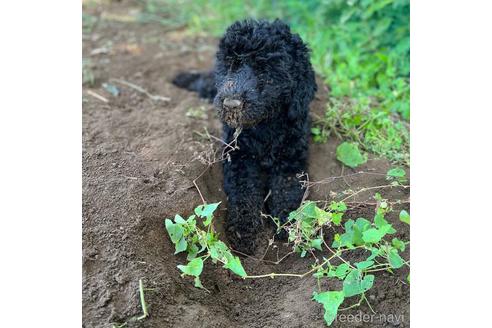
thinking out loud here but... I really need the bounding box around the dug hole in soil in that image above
[83,2,409,327]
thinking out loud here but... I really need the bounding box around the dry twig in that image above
[110,78,171,102]
[87,90,108,103]
[191,128,243,204]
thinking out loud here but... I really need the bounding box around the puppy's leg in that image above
[266,120,309,239]
[223,159,266,254]
[267,173,305,240]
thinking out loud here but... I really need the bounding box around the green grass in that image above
[136,0,188,27]
[313,97,410,165]
[83,13,98,35]
[141,0,409,164]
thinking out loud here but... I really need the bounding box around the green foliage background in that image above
[143,0,410,164]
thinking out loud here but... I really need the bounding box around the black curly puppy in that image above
[173,19,317,254]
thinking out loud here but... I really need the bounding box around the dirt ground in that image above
[83,2,410,327]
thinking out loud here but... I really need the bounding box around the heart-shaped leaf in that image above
[177,258,203,277]
[336,142,367,168]
[343,269,375,297]
[223,254,247,278]
[399,210,410,225]
[165,219,184,244]
[387,168,406,178]
[388,248,404,268]
[174,237,187,254]
[313,291,345,326]
[194,202,221,226]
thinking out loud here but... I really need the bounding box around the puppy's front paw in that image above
[226,228,257,255]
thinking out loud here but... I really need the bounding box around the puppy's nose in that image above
[223,98,242,110]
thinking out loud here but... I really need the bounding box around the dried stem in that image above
[341,184,410,202]
[191,128,243,204]
[110,78,170,102]
[244,254,336,279]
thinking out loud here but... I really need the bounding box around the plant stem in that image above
[339,294,364,311]
[364,266,392,273]
[341,184,410,202]
[363,294,377,314]
[244,254,336,279]
[137,279,149,320]
[244,272,306,279]
[321,229,357,270]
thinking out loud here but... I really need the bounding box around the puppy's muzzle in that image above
[222,98,243,128]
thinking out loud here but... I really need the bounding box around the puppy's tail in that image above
[172,71,217,100]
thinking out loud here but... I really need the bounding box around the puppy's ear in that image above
[287,36,317,120]
[288,74,316,120]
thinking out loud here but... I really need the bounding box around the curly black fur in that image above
[173,19,317,254]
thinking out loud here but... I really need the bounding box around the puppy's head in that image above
[213,19,316,128]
